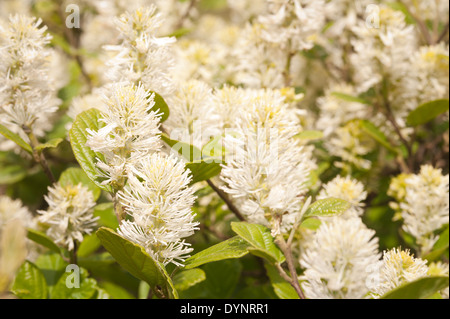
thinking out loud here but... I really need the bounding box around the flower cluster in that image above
[38,183,98,251]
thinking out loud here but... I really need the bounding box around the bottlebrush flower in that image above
[86,82,162,188]
[369,248,429,298]
[117,153,199,267]
[38,183,98,251]
[300,217,380,299]
[0,14,59,133]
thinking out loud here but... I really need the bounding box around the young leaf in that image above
[69,108,112,193]
[331,92,370,105]
[27,229,61,254]
[294,130,324,141]
[173,269,206,292]
[11,261,48,299]
[300,218,322,231]
[96,227,178,299]
[0,123,32,154]
[407,99,449,127]
[184,236,250,269]
[304,198,351,218]
[58,167,102,201]
[35,138,63,152]
[231,222,285,264]
[381,276,449,299]
[358,120,400,154]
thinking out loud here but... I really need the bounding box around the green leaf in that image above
[161,133,202,162]
[173,269,206,292]
[407,99,449,126]
[424,226,449,262]
[152,91,170,122]
[99,282,135,299]
[59,167,102,201]
[93,203,119,229]
[69,108,112,193]
[304,198,351,218]
[381,276,449,299]
[300,218,322,231]
[180,259,242,299]
[294,130,324,141]
[185,161,222,185]
[35,138,63,151]
[77,234,102,258]
[96,227,178,299]
[231,222,285,263]
[0,165,27,184]
[0,123,32,154]
[11,261,48,299]
[34,253,67,296]
[201,135,225,161]
[184,236,250,269]
[27,229,61,254]
[264,262,298,299]
[51,267,98,299]
[358,120,400,154]
[331,92,370,105]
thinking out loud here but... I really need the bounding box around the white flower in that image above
[325,121,375,170]
[105,6,176,98]
[259,0,326,51]
[0,14,60,133]
[86,82,162,188]
[300,217,380,299]
[117,153,199,267]
[165,80,222,149]
[38,183,98,251]
[0,195,34,237]
[399,165,449,254]
[318,175,367,218]
[220,89,314,235]
[370,248,429,298]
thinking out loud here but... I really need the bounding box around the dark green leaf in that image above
[264,262,298,299]
[0,165,27,184]
[152,91,170,122]
[185,161,222,185]
[407,99,449,126]
[173,269,206,291]
[424,226,449,262]
[358,120,400,154]
[96,227,178,298]
[27,229,61,254]
[51,267,98,299]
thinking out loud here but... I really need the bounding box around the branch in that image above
[276,235,306,299]
[206,179,246,222]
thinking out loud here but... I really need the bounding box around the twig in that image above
[206,179,246,222]
[22,125,56,183]
[275,235,306,299]
[176,0,197,30]
[437,20,449,43]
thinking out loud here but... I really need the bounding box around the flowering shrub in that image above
[0,0,448,300]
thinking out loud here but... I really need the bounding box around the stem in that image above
[276,235,306,299]
[206,179,246,222]
[113,194,126,225]
[22,125,56,183]
[176,0,197,30]
[70,242,78,265]
[401,1,432,44]
[437,20,449,43]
